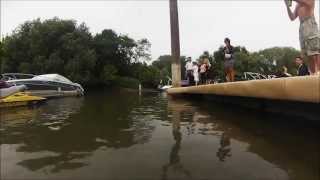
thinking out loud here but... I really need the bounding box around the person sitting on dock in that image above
[185,57,194,85]
[284,0,320,75]
[276,66,293,78]
[295,56,310,76]
[223,38,235,82]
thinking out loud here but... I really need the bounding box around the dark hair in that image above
[224,38,230,44]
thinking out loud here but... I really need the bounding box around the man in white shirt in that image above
[185,57,194,85]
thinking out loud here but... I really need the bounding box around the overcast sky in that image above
[1,1,319,60]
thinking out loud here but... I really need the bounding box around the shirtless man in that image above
[284,0,320,75]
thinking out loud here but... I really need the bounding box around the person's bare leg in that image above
[308,55,316,75]
[227,69,231,82]
[230,68,235,82]
[225,69,230,82]
[316,54,320,75]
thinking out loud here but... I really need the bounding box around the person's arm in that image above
[303,64,310,75]
[229,46,235,59]
[294,0,314,7]
[285,0,298,21]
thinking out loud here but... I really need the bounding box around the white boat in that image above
[158,76,173,91]
[2,73,84,97]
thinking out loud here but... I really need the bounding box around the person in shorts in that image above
[223,38,235,82]
[284,0,320,75]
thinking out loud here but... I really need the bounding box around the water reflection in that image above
[1,97,88,173]
[1,90,159,176]
[1,91,319,180]
[216,132,232,162]
[165,97,319,180]
[17,152,90,173]
[162,103,191,180]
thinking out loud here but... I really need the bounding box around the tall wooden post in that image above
[169,0,181,87]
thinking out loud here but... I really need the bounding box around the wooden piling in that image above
[169,0,181,87]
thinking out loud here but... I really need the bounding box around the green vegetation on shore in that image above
[0,18,158,88]
[0,18,300,89]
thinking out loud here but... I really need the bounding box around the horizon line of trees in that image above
[0,18,301,88]
[153,46,300,84]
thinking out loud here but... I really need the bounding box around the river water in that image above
[0,89,319,180]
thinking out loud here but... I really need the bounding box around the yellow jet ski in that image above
[0,92,46,108]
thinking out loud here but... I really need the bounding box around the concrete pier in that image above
[168,75,320,104]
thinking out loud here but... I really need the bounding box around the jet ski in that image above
[0,84,26,98]
[0,80,46,108]
[0,92,46,108]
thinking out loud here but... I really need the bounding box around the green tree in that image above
[258,47,299,75]
[152,55,186,84]
[2,18,96,85]
[0,41,4,73]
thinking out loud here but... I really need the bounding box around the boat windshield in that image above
[32,74,73,84]
[1,73,35,80]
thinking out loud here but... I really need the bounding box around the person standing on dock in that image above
[185,57,194,85]
[199,60,208,85]
[192,61,199,86]
[295,56,310,76]
[284,0,320,75]
[223,38,235,82]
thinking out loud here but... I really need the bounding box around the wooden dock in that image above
[168,75,320,104]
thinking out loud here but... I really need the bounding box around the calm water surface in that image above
[1,90,319,180]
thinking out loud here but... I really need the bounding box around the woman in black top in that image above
[223,38,235,82]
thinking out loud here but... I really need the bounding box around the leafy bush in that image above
[113,76,140,89]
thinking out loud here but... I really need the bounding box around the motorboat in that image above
[2,73,84,98]
[158,76,173,92]
[158,85,173,91]
[157,77,191,92]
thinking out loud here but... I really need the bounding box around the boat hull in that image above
[26,90,83,98]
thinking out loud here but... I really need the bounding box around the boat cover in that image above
[32,74,73,84]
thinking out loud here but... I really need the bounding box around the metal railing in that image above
[243,72,277,80]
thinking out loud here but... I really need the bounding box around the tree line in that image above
[153,47,300,84]
[0,18,300,88]
[0,18,159,88]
